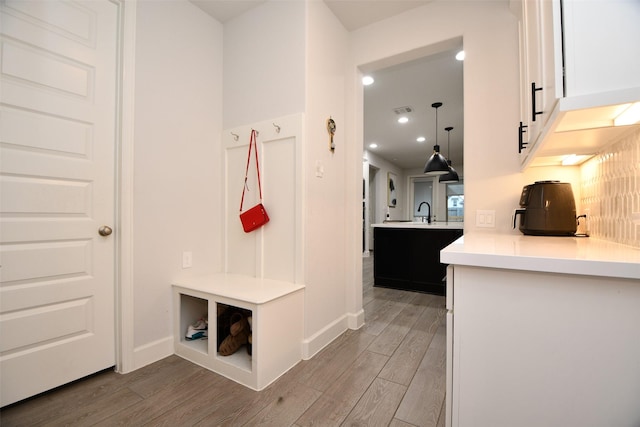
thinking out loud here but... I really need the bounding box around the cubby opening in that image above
[216,302,252,372]
[179,294,208,355]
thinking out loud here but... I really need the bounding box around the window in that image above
[413,179,433,218]
[446,182,464,222]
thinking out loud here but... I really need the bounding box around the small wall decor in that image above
[326,117,336,152]
[387,172,398,208]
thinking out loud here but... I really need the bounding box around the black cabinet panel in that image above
[373,227,463,295]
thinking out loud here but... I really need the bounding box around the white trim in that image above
[346,69,364,329]
[347,309,365,330]
[114,0,136,374]
[301,315,349,360]
[133,337,175,370]
[222,113,305,284]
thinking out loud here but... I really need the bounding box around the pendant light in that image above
[423,102,449,175]
[439,126,460,183]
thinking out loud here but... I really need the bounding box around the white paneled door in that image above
[0,0,118,406]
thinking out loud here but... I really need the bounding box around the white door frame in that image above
[114,0,136,374]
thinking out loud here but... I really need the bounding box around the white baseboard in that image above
[132,313,364,371]
[347,309,365,330]
[133,336,174,371]
[301,315,348,360]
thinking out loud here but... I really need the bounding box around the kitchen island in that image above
[441,233,640,427]
[372,222,463,295]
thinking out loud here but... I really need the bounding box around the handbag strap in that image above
[239,129,263,212]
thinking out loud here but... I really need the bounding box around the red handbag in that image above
[239,129,269,232]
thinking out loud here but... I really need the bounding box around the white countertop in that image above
[373,221,464,229]
[441,233,640,280]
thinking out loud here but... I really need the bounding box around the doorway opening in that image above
[363,163,379,255]
[358,37,464,296]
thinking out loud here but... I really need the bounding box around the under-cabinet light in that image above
[614,102,640,126]
[562,154,592,166]
[398,117,409,124]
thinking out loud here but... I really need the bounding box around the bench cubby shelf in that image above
[172,274,304,391]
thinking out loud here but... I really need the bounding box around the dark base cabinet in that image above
[373,227,463,296]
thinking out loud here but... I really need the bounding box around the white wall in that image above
[222,0,356,357]
[133,0,223,360]
[304,0,355,350]
[222,1,305,129]
[348,0,580,235]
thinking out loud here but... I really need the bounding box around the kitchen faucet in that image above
[417,201,431,223]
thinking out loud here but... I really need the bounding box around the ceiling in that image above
[190,0,433,31]
[190,0,463,171]
[364,49,464,170]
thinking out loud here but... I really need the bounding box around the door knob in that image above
[98,225,113,236]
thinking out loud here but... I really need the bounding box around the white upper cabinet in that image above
[518,0,640,168]
[563,0,640,97]
[518,0,563,160]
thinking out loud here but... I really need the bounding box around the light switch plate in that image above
[182,251,193,268]
[315,160,324,178]
[476,210,496,228]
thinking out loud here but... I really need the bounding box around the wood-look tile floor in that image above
[0,256,446,427]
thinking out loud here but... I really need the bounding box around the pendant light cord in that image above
[431,102,442,150]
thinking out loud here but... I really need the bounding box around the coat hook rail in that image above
[231,132,239,141]
[273,123,281,133]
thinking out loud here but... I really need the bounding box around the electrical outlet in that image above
[182,251,193,269]
[476,210,496,228]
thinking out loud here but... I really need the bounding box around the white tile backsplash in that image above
[580,127,640,248]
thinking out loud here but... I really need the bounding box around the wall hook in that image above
[273,123,281,133]
[231,132,239,141]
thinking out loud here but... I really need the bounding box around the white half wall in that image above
[304,0,361,349]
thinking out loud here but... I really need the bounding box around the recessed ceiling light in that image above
[416,136,426,142]
[456,50,465,61]
[362,75,374,86]
[369,143,378,149]
[398,117,409,124]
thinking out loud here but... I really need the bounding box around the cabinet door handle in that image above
[518,121,528,153]
[531,82,543,122]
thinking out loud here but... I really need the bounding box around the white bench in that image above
[172,274,305,390]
